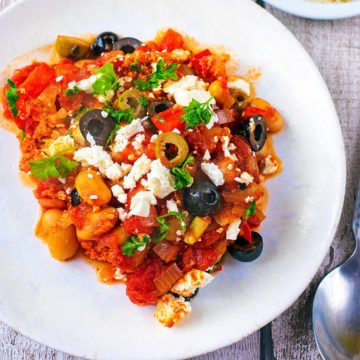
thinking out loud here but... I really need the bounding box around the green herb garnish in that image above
[170,156,195,190]
[130,61,141,72]
[21,130,26,141]
[122,235,150,257]
[139,95,148,107]
[92,63,119,96]
[29,154,78,180]
[244,201,256,220]
[134,59,179,91]
[154,211,187,244]
[181,97,214,129]
[6,79,19,117]
[64,86,81,97]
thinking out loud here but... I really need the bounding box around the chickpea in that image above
[75,169,112,206]
[76,207,118,240]
[250,98,284,133]
[38,209,79,261]
[111,225,129,245]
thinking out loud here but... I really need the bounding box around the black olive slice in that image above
[239,115,267,152]
[183,180,221,217]
[229,231,263,262]
[70,189,81,207]
[148,99,174,117]
[91,32,120,56]
[113,37,142,54]
[79,109,115,146]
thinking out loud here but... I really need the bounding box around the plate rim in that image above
[0,0,347,358]
[264,0,360,20]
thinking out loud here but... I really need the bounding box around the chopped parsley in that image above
[92,63,119,96]
[29,154,78,180]
[102,104,135,143]
[139,95,148,107]
[64,86,81,97]
[130,61,141,72]
[134,59,179,91]
[170,156,195,190]
[181,97,214,129]
[244,201,256,220]
[154,211,187,244]
[122,235,150,257]
[21,130,26,141]
[6,79,19,117]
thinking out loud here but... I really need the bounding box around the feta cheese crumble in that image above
[261,155,279,175]
[111,184,127,204]
[166,199,179,212]
[227,78,251,97]
[201,162,225,186]
[203,150,211,161]
[113,118,145,153]
[235,171,254,186]
[123,154,152,190]
[129,191,157,217]
[171,270,214,298]
[146,159,176,199]
[221,136,237,161]
[67,74,101,94]
[226,219,242,240]
[105,163,124,181]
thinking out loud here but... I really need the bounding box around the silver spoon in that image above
[312,182,360,359]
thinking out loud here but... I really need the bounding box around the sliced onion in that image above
[215,109,235,124]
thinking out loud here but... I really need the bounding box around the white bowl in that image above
[264,0,360,20]
[0,0,345,359]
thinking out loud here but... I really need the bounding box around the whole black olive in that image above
[91,32,119,56]
[229,231,263,262]
[238,115,267,152]
[113,37,142,54]
[70,189,81,207]
[79,109,115,146]
[171,288,199,302]
[183,180,221,217]
[148,99,174,117]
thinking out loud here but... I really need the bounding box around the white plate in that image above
[264,0,360,20]
[0,0,345,359]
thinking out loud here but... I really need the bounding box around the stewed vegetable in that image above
[183,179,221,216]
[79,109,115,146]
[229,231,263,262]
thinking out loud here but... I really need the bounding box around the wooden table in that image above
[0,1,358,359]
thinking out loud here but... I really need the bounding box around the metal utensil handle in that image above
[352,181,360,255]
[260,323,276,360]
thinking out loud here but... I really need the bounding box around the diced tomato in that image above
[191,49,212,76]
[126,256,165,305]
[68,202,93,230]
[123,206,157,235]
[194,229,223,249]
[158,29,184,51]
[151,105,185,132]
[11,64,38,86]
[54,59,83,87]
[194,247,219,271]
[240,221,253,243]
[180,247,196,272]
[242,106,267,119]
[144,142,156,160]
[34,178,65,200]
[247,214,261,228]
[20,63,55,98]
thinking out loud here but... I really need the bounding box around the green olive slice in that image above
[115,89,147,119]
[55,35,90,60]
[155,132,189,168]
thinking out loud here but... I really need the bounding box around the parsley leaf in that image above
[244,201,256,220]
[102,104,135,143]
[154,211,187,244]
[139,95,148,107]
[181,97,214,129]
[29,154,79,180]
[134,59,180,91]
[6,79,19,117]
[130,61,141,72]
[122,235,150,256]
[64,86,81,97]
[170,156,195,190]
[92,63,119,96]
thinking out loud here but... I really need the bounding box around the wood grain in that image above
[0,1,359,359]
